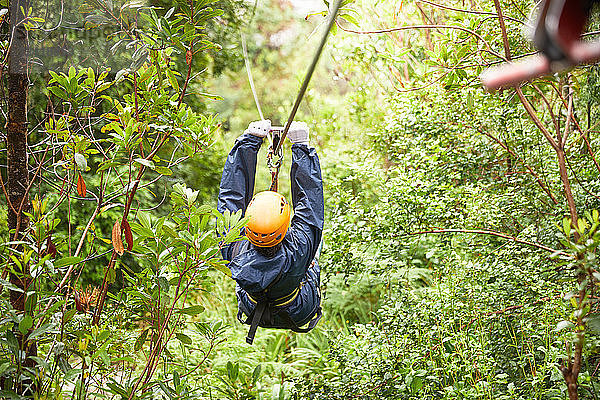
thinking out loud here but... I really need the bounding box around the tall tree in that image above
[6,0,36,392]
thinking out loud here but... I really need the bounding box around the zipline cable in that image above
[275,0,343,154]
[241,33,265,121]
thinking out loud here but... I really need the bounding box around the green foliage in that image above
[0,0,253,398]
[5,0,600,398]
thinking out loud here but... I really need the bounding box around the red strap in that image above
[269,169,279,192]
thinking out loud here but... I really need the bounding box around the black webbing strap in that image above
[246,301,267,344]
[244,302,321,344]
[243,266,285,345]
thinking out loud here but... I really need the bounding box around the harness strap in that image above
[280,306,322,333]
[247,285,299,306]
[246,301,267,345]
[267,132,281,192]
[269,169,279,192]
[243,300,321,343]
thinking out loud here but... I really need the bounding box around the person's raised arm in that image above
[217,120,271,215]
[287,122,325,268]
[218,120,270,260]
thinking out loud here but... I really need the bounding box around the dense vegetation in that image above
[1,0,600,398]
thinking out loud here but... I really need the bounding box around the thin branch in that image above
[405,228,569,256]
[562,77,574,148]
[338,24,504,60]
[491,0,512,60]
[417,0,526,26]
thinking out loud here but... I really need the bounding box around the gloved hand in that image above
[244,119,271,137]
[287,121,310,146]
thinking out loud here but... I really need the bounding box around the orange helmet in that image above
[245,191,291,247]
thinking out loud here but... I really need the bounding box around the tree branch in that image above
[405,228,569,256]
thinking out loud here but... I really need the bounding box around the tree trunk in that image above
[6,0,36,393]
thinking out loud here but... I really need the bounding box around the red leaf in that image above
[77,173,86,197]
[122,219,133,251]
[74,290,84,312]
[112,221,124,256]
[46,237,57,258]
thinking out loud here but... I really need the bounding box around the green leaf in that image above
[252,364,261,384]
[226,361,239,382]
[213,262,231,277]
[97,160,119,172]
[134,158,155,169]
[107,267,116,284]
[0,390,20,400]
[173,370,180,389]
[106,382,127,396]
[180,305,204,315]
[54,256,82,268]
[19,315,33,334]
[25,292,37,314]
[197,92,222,100]
[175,332,192,345]
[154,166,173,175]
[158,276,170,292]
[48,86,68,100]
[578,218,587,233]
[97,330,110,341]
[410,376,423,393]
[0,361,11,376]
[0,278,24,292]
[131,48,148,72]
[166,69,179,92]
[63,308,77,323]
[339,12,359,26]
[115,69,129,82]
[28,323,55,341]
[134,329,149,351]
[563,218,571,236]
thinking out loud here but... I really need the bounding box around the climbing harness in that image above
[234,253,321,345]
[242,0,343,192]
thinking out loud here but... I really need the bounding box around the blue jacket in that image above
[218,133,324,328]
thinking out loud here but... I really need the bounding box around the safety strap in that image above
[243,301,322,344]
[248,285,300,307]
[243,260,319,344]
[267,132,282,191]
[246,301,267,344]
[241,32,265,121]
[281,306,322,333]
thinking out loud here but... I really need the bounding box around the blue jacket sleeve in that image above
[218,133,263,260]
[286,144,324,274]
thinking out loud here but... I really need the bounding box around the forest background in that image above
[1,0,600,399]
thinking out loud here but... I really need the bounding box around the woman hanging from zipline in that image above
[217,119,324,344]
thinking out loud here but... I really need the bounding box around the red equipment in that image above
[481,0,600,90]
